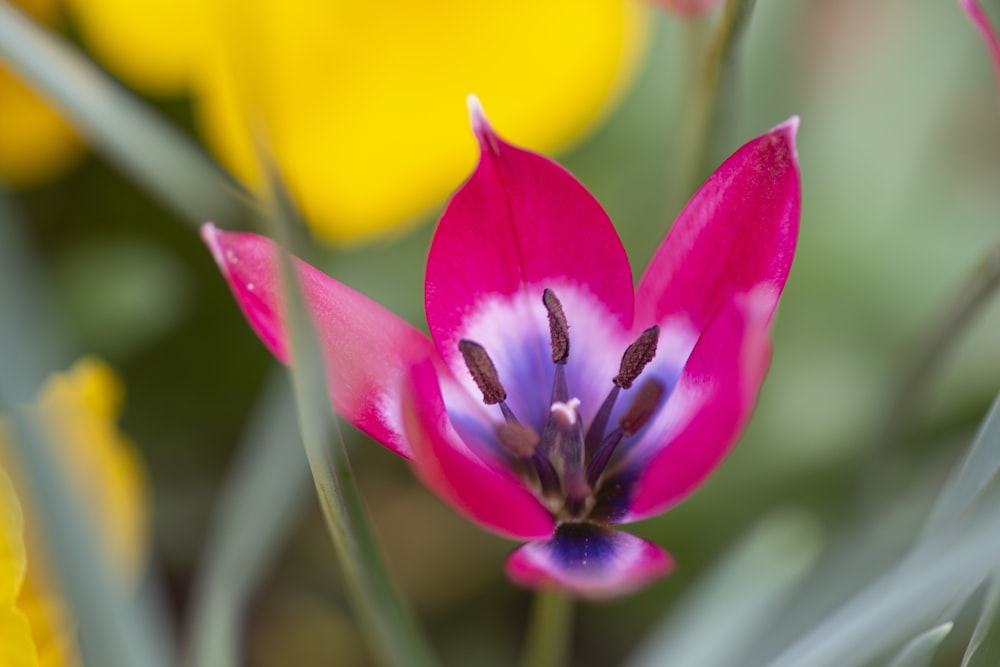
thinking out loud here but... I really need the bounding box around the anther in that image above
[497,422,541,458]
[614,325,660,389]
[542,288,570,363]
[618,380,665,435]
[458,340,506,404]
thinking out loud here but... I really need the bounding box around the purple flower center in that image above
[458,288,664,521]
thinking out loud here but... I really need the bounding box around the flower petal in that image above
[0,470,27,605]
[401,359,555,540]
[0,67,84,188]
[505,523,673,598]
[634,119,801,334]
[611,293,772,523]
[202,223,437,458]
[0,470,39,667]
[425,100,635,375]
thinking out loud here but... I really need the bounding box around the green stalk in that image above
[262,158,440,667]
[520,590,575,667]
[184,372,311,667]
[879,238,1000,449]
[671,0,758,210]
[858,237,1000,505]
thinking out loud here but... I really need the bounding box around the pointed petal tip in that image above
[466,94,500,155]
[770,115,801,159]
[775,115,800,137]
[200,222,228,271]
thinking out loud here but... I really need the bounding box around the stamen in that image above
[585,327,660,455]
[618,380,665,435]
[497,422,541,458]
[583,385,619,459]
[458,339,506,404]
[499,401,518,423]
[585,429,624,488]
[614,325,660,389]
[532,453,562,498]
[551,363,568,403]
[542,288,570,363]
[585,379,666,487]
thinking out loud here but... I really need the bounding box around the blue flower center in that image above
[458,289,663,520]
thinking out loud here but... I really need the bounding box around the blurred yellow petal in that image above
[16,595,77,667]
[0,470,27,605]
[0,470,40,667]
[33,358,149,580]
[195,0,651,243]
[64,0,206,95]
[0,2,83,188]
[0,359,147,667]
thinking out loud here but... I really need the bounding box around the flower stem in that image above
[871,237,1000,469]
[262,153,440,667]
[671,0,758,211]
[521,590,575,667]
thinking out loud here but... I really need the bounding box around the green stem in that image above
[521,590,575,667]
[263,155,440,667]
[874,237,1000,457]
[671,0,758,211]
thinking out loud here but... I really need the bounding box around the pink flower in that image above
[202,99,800,598]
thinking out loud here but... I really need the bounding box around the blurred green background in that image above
[5,0,1000,665]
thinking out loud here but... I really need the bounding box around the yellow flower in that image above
[65,0,650,242]
[0,358,148,667]
[0,470,38,667]
[62,0,205,96]
[0,1,84,188]
[196,0,651,243]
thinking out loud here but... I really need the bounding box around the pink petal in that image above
[425,99,635,373]
[959,0,1000,97]
[401,358,556,540]
[202,223,438,459]
[621,292,773,522]
[634,119,801,335]
[505,524,673,599]
[653,0,724,18]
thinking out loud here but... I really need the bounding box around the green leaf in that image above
[962,574,1000,667]
[923,390,1000,537]
[626,509,822,667]
[0,0,244,225]
[885,623,953,667]
[184,371,311,667]
[761,507,1000,667]
[260,153,441,667]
